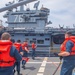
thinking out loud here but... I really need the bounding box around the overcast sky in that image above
[0,0,75,28]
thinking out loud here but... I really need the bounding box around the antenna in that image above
[34,1,40,10]
[13,0,15,3]
[59,24,61,28]
[66,26,69,29]
[73,24,75,28]
[26,4,30,11]
[63,25,64,28]
[47,21,52,25]
[5,0,15,6]
[59,24,64,29]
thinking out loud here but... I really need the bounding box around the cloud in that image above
[44,0,75,28]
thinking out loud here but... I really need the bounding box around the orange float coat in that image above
[14,43,21,52]
[22,42,28,50]
[0,40,15,67]
[31,43,36,49]
[60,36,75,55]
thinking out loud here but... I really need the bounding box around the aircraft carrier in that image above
[0,0,75,56]
[0,0,75,75]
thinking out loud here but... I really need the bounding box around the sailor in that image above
[58,31,75,75]
[22,41,29,69]
[31,42,37,59]
[0,32,22,75]
[14,40,23,75]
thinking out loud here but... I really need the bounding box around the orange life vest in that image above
[60,36,75,55]
[32,43,36,49]
[22,42,28,50]
[0,40,15,67]
[14,43,21,52]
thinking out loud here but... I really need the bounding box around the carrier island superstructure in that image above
[0,0,75,55]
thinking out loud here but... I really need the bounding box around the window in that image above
[29,34,36,36]
[45,38,50,40]
[30,40,36,43]
[25,34,28,36]
[40,34,44,36]
[30,41,33,43]
[33,38,36,40]
[37,40,44,44]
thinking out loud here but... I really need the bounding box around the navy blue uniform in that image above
[32,49,36,59]
[0,46,22,75]
[22,45,29,69]
[14,46,23,74]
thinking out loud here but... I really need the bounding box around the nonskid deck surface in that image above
[14,57,61,75]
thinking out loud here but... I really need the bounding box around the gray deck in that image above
[14,57,62,75]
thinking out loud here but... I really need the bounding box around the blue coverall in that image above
[22,45,28,69]
[14,46,23,74]
[32,48,36,59]
[0,46,22,75]
[60,40,75,75]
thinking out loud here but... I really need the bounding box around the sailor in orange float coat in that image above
[31,42,37,59]
[0,32,22,75]
[58,31,75,75]
[14,40,23,75]
[21,41,29,69]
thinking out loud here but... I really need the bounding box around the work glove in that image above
[54,53,63,60]
[59,56,63,60]
[54,53,59,56]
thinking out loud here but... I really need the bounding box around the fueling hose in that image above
[52,57,62,75]
[52,53,63,75]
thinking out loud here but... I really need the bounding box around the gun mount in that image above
[0,0,37,12]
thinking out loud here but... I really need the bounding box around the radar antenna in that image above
[34,1,40,10]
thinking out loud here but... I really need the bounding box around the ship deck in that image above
[14,57,61,75]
